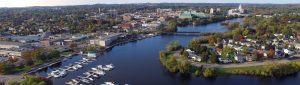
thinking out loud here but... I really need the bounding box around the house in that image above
[218,58,232,64]
[234,54,245,63]
[123,15,133,21]
[117,24,132,29]
[283,49,295,55]
[186,49,201,62]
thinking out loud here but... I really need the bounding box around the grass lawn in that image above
[215,65,266,76]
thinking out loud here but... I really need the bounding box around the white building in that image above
[90,33,121,47]
[228,4,247,16]
[0,41,29,49]
[210,8,214,14]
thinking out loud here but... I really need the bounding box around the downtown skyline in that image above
[0,0,300,7]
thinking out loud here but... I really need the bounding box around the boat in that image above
[80,78,91,84]
[92,70,105,75]
[101,67,111,71]
[97,65,103,69]
[92,74,99,78]
[88,77,94,82]
[76,64,83,68]
[106,64,114,69]
[91,67,99,71]
[101,82,117,85]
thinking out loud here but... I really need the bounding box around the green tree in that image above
[201,51,209,62]
[166,41,181,51]
[210,52,218,63]
[203,68,216,77]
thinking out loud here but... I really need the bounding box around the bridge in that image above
[162,32,204,36]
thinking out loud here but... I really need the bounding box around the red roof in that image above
[117,24,131,29]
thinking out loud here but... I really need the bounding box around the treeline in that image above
[159,41,190,74]
[22,48,61,66]
[0,49,60,74]
[8,76,52,85]
[218,61,300,77]
[177,15,239,26]
[159,19,178,33]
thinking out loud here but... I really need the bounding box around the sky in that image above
[0,0,300,7]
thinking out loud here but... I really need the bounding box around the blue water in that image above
[35,18,300,85]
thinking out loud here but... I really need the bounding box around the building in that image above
[228,4,248,16]
[90,33,121,46]
[0,41,29,49]
[179,11,208,19]
[116,24,132,29]
[210,8,214,14]
[8,35,40,43]
[123,15,133,21]
[41,39,65,47]
[0,48,32,57]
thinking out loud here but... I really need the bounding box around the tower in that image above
[238,4,244,13]
[210,8,214,14]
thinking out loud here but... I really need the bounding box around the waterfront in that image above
[35,18,300,85]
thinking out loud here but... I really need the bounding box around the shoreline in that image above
[160,49,300,78]
[24,33,159,75]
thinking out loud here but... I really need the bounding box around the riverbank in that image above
[159,46,300,78]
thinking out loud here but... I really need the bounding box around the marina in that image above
[65,64,115,85]
[47,57,97,78]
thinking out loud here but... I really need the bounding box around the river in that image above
[35,18,300,85]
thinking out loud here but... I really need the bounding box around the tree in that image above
[241,46,249,54]
[208,35,215,46]
[166,57,178,73]
[210,52,218,63]
[0,62,16,74]
[221,46,234,59]
[201,51,209,62]
[69,43,77,49]
[203,68,216,77]
[166,41,181,51]
[19,76,49,85]
[47,50,60,59]
[178,58,190,74]
[165,19,177,32]
[267,49,275,58]
[194,69,201,77]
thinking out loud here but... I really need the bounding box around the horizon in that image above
[0,0,300,8]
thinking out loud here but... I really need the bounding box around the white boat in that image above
[83,72,92,75]
[76,64,83,68]
[93,70,105,75]
[97,65,103,69]
[91,67,99,71]
[81,78,90,83]
[102,67,111,71]
[71,79,80,83]
[88,78,94,82]
[92,74,99,78]
[106,64,114,69]
[101,82,117,85]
